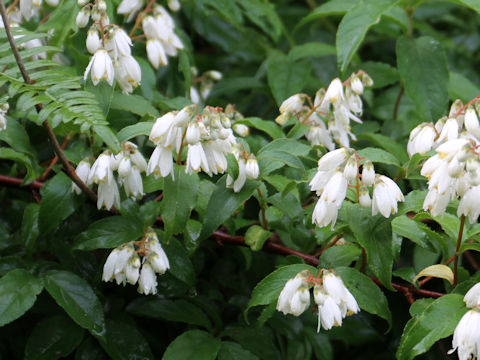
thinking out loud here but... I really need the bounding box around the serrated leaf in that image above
[246,264,317,315]
[238,117,284,139]
[21,203,39,252]
[43,270,105,337]
[356,147,400,166]
[162,237,196,286]
[392,215,433,250]
[162,166,199,238]
[318,244,361,268]
[413,264,454,284]
[337,0,397,72]
[0,269,44,326]
[335,267,392,327]
[39,172,79,234]
[339,202,393,289]
[127,298,211,329]
[25,315,84,360]
[396,36,449,122]
[117,122,153,143]
[0,116,36,155]
[111,93,159,117]
[396,294,467,360]
[200,176,260,241]
[74,216,144,250]
[162,330,221,360]
[267,54,311,105]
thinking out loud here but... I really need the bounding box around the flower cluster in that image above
[449,283,480,359]
[309,147,404,229]
[0,103,8,132]
[72,141,147,209]
[79,1,142,94]
[147,104,259,192]
[142,5,184,69]
[408,99,480,220]
[277,270,359,332]
[189,67,223,105]
[102,229,169,295]
[276,71,373,150]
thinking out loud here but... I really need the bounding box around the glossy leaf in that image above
[162,330,221,360]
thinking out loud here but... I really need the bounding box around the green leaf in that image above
[127,298,211,329]
[117,122,153,143]
[43,270,106,337]
[93,125,121,153]
[267,54,312,105]
[238,117,284,139]
[357,133,408,163]
[162,330,221,360]
[396,36,449,122]
[0,147,39,183]
[239,0,283,41]
[318,244,361,268]
[0,269,43,326]
[218,342,259,360]
[288,43,337,61]
[200,176,260,241]
[453,0,480,13]
[74,216,144,250]
[337,0,398,72]
[392,215,434,250]
[25,315,84,360]
[162,166,199,239]
[21,203,39,252]
[223,326,280,360]
[245,225,272,251]
[296,0,359,30]
[226,153,239,181]
[339,202,393,289]
[111,93,159,117]
[356,147,401,167]
[396,294,467,360]
[360,61,399,89]
[257,138,310,175]
[39,172,79,234]
[100,319,153,360]
[246,264,317,315]
[448,71,480,103]
[335,267,392,327]
[162,237,196,286]
[0,116,36,155]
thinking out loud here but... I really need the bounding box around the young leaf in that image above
[0,269,43,326]
[336,0,397,73]
[162,330,221,360]
[413,264,454,285]
[43,270,106,337]
[396,36,449,122]
[396,294,467,360]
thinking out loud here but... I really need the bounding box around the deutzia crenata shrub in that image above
[3,0,480,359]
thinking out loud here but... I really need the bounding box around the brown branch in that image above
[0,174,43,189]
[393,86,404,121]
[0,0,97,203]
[38,131,72,181]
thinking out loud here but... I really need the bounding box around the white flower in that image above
[122,166,144,199]
[423,188,451,217]
[102,244,135,284]
[45,0,59,6]
[125,254,141,285]
[437,118,459,144]
[138,263,157,295]
[361,160,375,186]
[318,78,344,112]
[323,271,359,316]
[449,309,480,360]
[186,143,210,174]
[86,29,101,54]
[226,158,246,193]
[464,282,480,308]
[114,55,142,94]
[88,153,111,184]
[343,155,357,182]
[76,6,90,28]
[312,199,340,229]
[275,113,291,126]
[118,0,144,22]
[84,49,114,86]
[277,274,306,315]
[372,175,404,218]
[232,123,249,137]
[97,179,121,210]
[350,76,364,95]
[105,27,132,60]
[279,94,305,114]
[309,169,336,195]
[289,286,311,316]
[145,232,170,274]
[458,186,480,224]
[0,112,6,132]
[465,107,480,139]
[167,0,181,11]
[142,15,170,41]
[359,187,371,208]
[245,158,259,179]
[147,146,174,178]
[185,122,201,144]
[317,148,350,171]
[305,123,335,150]
[72,160,91,195]
[149,112,182,150]
[407,123,436,157]
[314,289,343,331]
[320,171,348,205]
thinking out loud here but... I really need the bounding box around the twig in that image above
[256,188,268,230]
[0,174,43,189]
[464,251,480,271]
[0,0,97,203]
[393,86,404,121]
[454,215,466,286]
[39,131,72,181]
[128,0,156,38]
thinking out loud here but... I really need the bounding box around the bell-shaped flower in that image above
[138,263,157,295]
[372,175,404,218]
[84,49,114,86]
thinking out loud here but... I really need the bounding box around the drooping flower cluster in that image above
[189,67,223,105]
[78,1,141,94]
[147,104,259,192]
[276,71,373,150]
[0,103,9,132]
[72,141,147,209]
[449,283,480,360]
[141,5,184,69]
[277,270,359,332]
[102,228,169,295]
[408,99,480,220]
[309,147,404,229]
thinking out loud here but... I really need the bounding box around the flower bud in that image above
[78,0,89,5]
[343,155,357,182]
[167,0,181,11]
[350,75,363,95]
[361,160,375,186]
[45,0,59,6]
[279,94,305,114]
[86,28,101,54]
[185,122,201,144]
[76,6,90,28]
[245,157,259,179]
[275,112,290,126]
[232,123,249,137]
[359,186,371,208]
